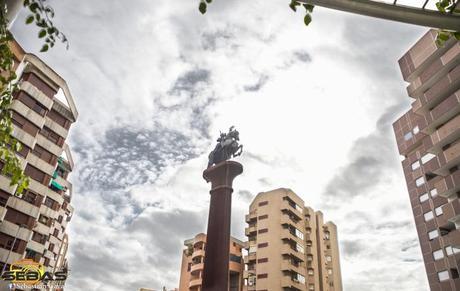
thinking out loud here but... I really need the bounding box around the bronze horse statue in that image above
[207,126,243,168]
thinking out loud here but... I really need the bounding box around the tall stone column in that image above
[201,161,243,291]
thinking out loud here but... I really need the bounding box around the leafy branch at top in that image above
[23,0,68,52]
[0,4,29,195]
[289,0,314,26]
[435,0,460,46]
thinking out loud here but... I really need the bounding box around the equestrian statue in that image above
[207,126,243,168]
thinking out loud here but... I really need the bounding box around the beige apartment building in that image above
[179,233,245,291]
[393,31,460,290]
[0,39,78,288]
[243,188,342,291]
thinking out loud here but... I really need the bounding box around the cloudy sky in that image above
[10,0,430,290]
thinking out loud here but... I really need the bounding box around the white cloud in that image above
[10,1,429,290]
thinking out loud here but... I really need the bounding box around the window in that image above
[258,215,268,220]
[24,165,47,184]
[40,126,61,145]
[249,245,257,253]
[57,215,63,223]
[258,242,268,248]
[419,193,429,203]
[295,229,304,240]
[257,258,268,263]
[433,249,444,260]
[296,243,304,254]
[424,211,434,221]
[53,229,59,237]
[324,231,330,240]
[44,197,55,209]
[307,254,313,261]
[309,284,315,290]
[293,273,305,284]
[257,273,268,279]
[326,255,332,262]
[404,132,413,141]
[258,228,268,234]
[421,153,436,164]
[258,201,268,207]
[38,214,49,226]
[435,206,444,216]
[428,229,439,240]
[438,270,450,282]
[328,269,333,275]
[306,227,312,234]
[308,269,314,275]
[445,246,460,256]
[415,177,425,187]
[430,188,438,198]
[411,161,420,170]
[413,126,420,134]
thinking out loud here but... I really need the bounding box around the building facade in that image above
[243,188,342,291]
[0,39,78,288]
[393,30,460,290]
[179,233,245,291]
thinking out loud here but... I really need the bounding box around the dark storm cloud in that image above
[169,69,211,96]
[293,51,312,63]
[68,209,205,290]
[244,74,269,92]
[238,190,254,201]
[376,220,412,230]
[321,102,409,204]
[75,126,200,192]
[341,240,365,257]
[201,31,233,51]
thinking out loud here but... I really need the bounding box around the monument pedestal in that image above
[201,161,243,291]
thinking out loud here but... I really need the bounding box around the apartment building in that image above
[243,188,342,291]
[393,30,460,290]
[178,233,245,291]
[0,39,78,287]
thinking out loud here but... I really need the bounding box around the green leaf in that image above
[454,32,460,40]
[38,29,46,38]
[199,2,207,14]
[29,3,39,12]
[25,15,34,24]
[289,0,300,12]
[438,32,450,41]
[303,4,314,12]
[304,13,312,26]
[40,44,49,52]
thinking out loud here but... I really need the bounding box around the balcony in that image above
[281,228,304,245]
[245,225,257,237]
[424,142,460,176]
[281,260,306,277]
[189,277,202,288]
[192,248,205,260]
[6,195,40,218]
[190,262,204,275]
[245,211,257,223]
[243,269,256,279]
[435,170,460,198]
[414,65,460,116]
[44,116,68,139]
[407,42,460,98]
[421,90,460,134]
[11,125,35,149]
[229,260,242,273]
[10,100,45,128]
[243,252,256,263]
[427,114,460,153]
[281,200,303,221]
[18,80,53,109]
[281,276,305,291]
[281,244,304,262]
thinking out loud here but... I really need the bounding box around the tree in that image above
[0,0,67,195]
[198,0,460,45]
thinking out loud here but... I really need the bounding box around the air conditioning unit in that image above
[248,277,255,286]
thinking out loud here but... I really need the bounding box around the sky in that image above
[10,0,430,290]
